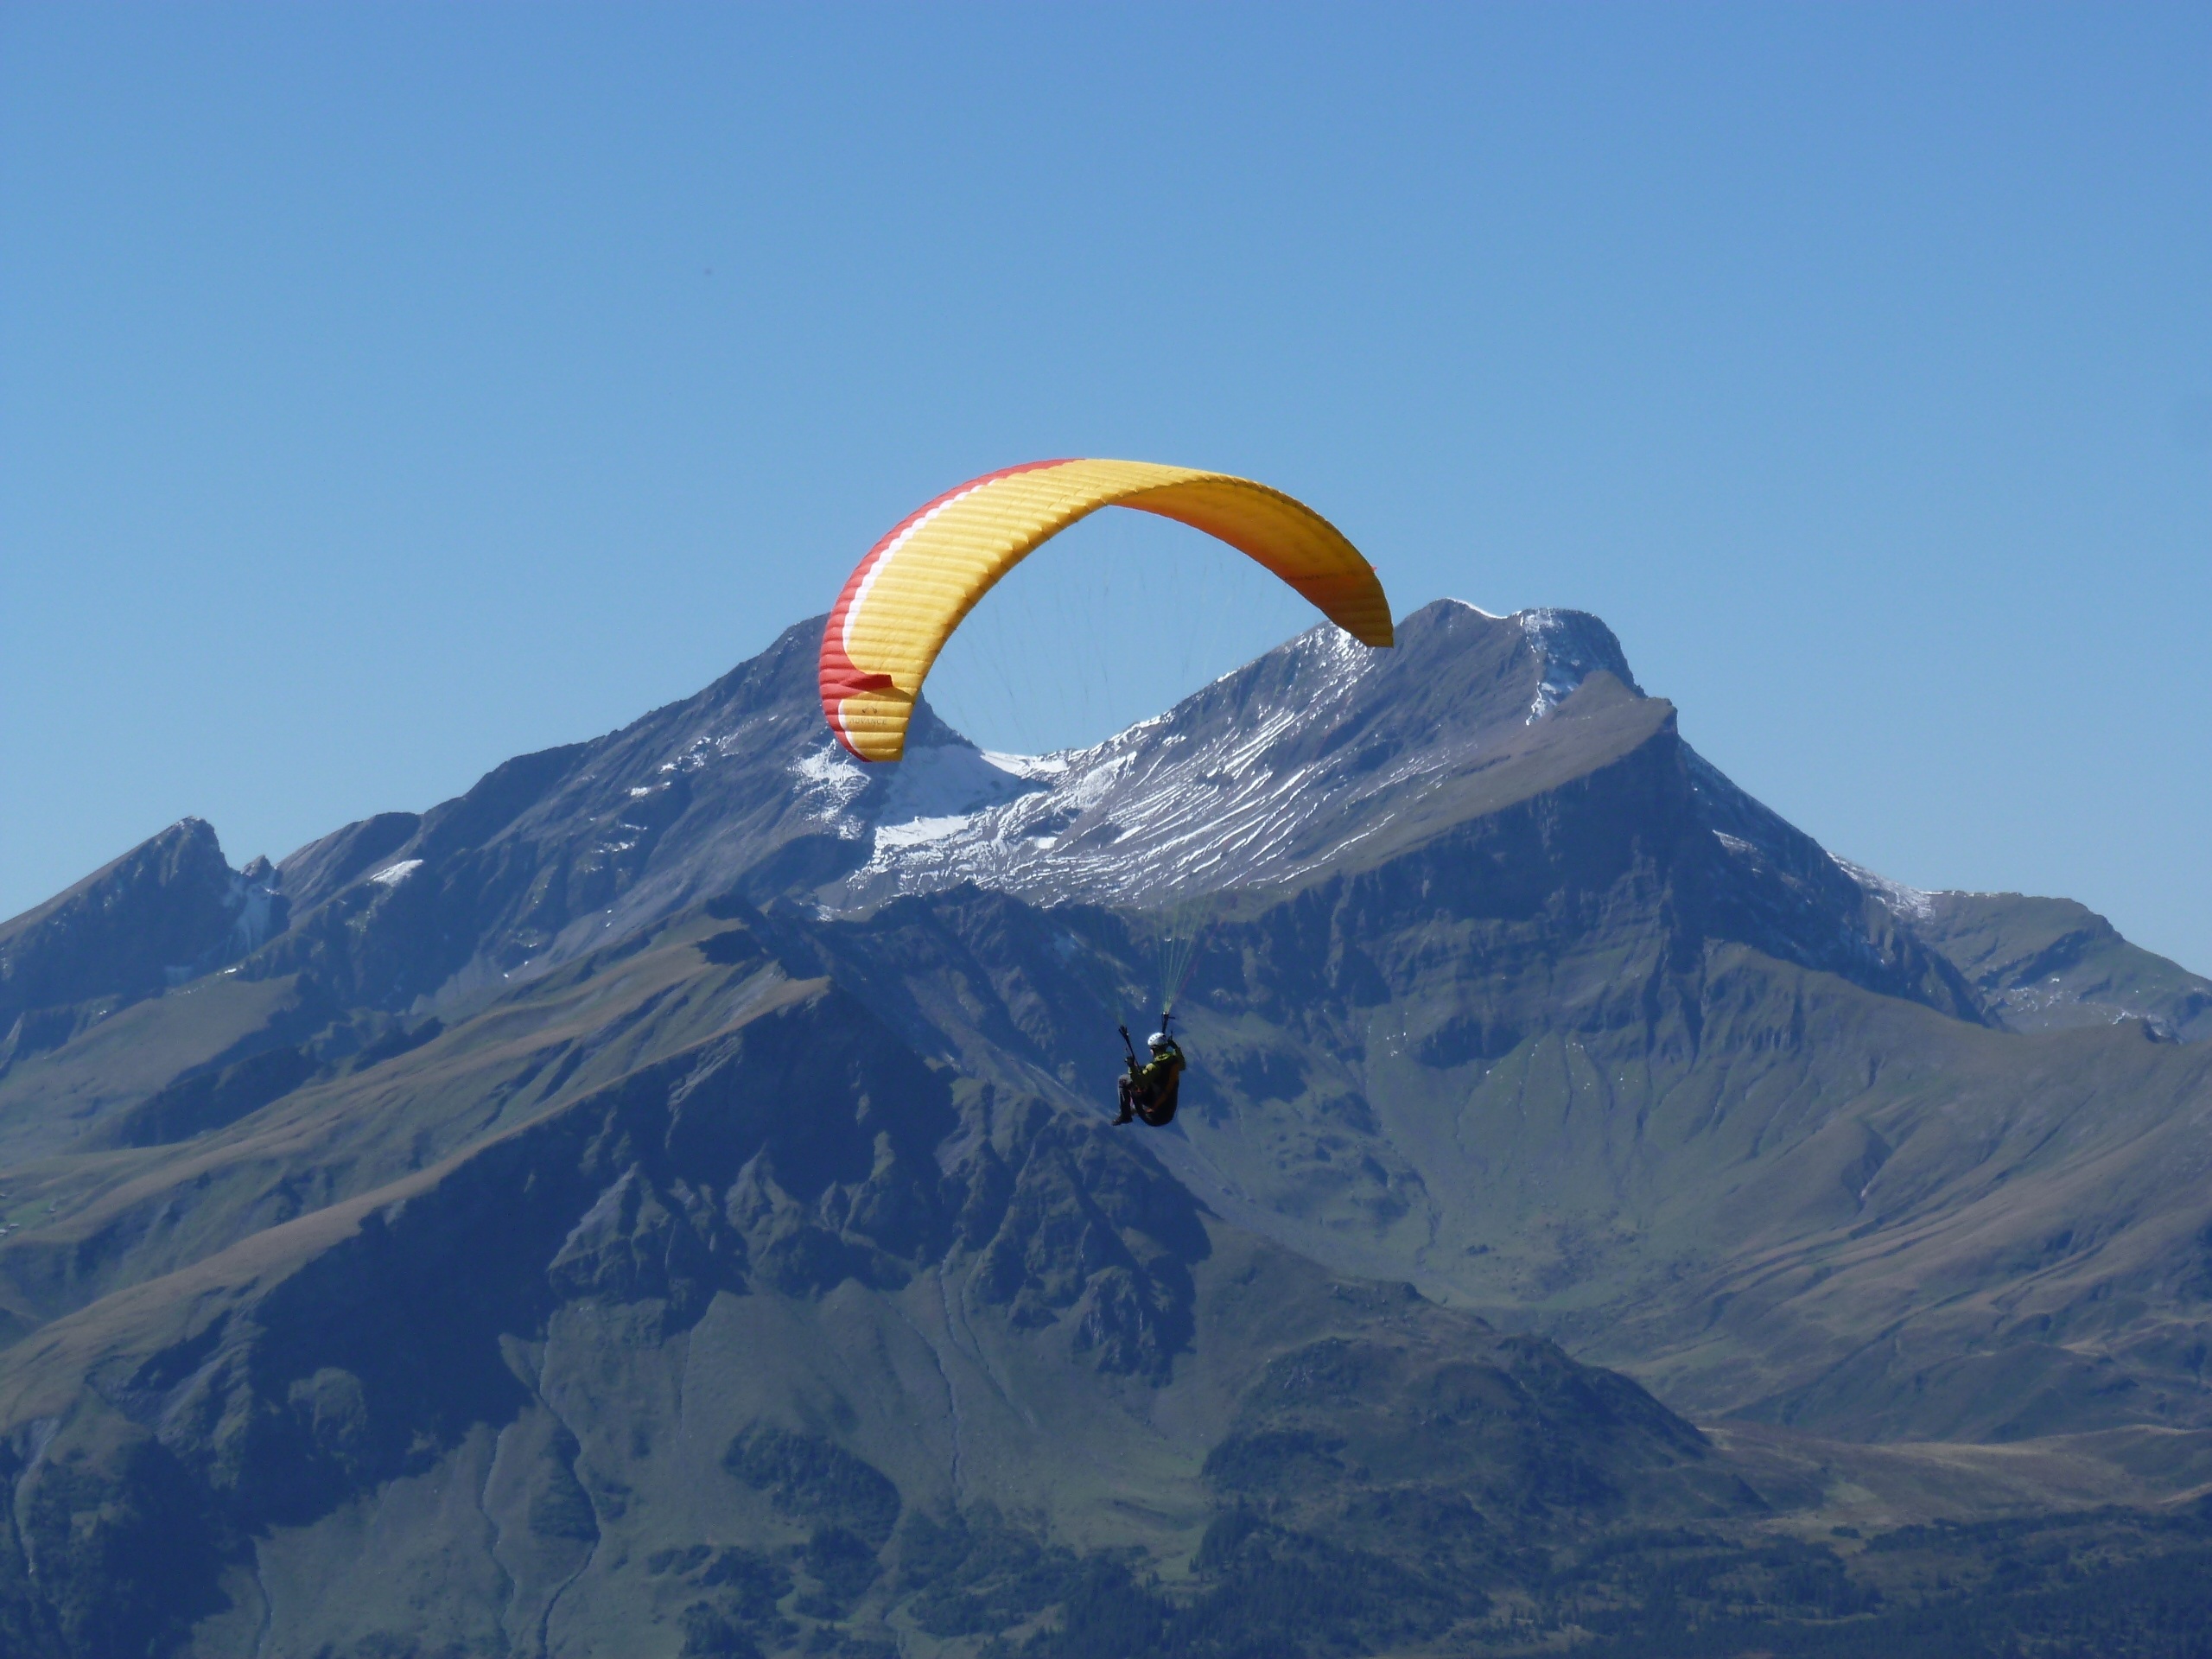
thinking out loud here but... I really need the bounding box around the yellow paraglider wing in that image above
[818,459,1393,760]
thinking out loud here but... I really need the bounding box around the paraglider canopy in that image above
[818,459,1394,760]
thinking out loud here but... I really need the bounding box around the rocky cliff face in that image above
[3,600,2211,1657]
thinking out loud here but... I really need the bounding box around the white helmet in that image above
[1147,1032,1171,1051]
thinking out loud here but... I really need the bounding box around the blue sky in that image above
[3,3,2208,969]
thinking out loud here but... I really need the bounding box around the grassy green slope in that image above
[0,899,1803,1659]
[1149,896,2212,1443]
[0,910,807,1344]
[0,973,304,1168]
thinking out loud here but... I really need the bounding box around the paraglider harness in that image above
[1114,1016,1185,1128]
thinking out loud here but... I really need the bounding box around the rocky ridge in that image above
[3,599,2212,1656]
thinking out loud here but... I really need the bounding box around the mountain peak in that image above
[1389,599,1643,720]
[823,601,1668,912]
[29,595,2188,1048]
[0,816,284,1055]
[1517,607,1643,715]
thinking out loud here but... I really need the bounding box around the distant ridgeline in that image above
[2,600,2209,1657]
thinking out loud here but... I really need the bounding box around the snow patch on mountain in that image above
[817,609,1602,912]
[874,815,980,850]
[225,860,283,954]
[1834,858,1937,921]
[810,623,1389,907]
[1521,608,1643,721]
[878,739,1043,823]
[791,744,873,834]
[658,734,727,777]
